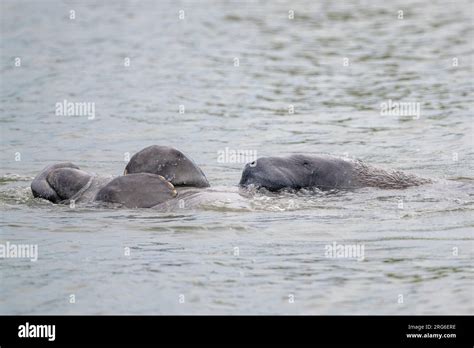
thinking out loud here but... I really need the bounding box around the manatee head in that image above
[124,145,210,188]
[239,155,355,191]
[31,163,92,203]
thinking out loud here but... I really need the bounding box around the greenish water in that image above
[0,0,473,314]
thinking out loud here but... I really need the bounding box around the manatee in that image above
[31,163,91,203]
[32,149,429,210]
[31,145,208,208]
[95,173,177,208]
[239,155,431,191]
[31,163,177,208]
[124,145,209,188]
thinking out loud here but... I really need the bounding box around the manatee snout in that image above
[239,162,263,188]
[239,158,297,191]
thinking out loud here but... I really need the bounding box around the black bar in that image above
[0,315,472,346]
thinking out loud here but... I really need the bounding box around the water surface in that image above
[0,0,473,314]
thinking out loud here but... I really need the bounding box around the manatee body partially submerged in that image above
[31,163,177,208]
[124,145,210,188]
[31,146,431,209]
[31,146,209,208]
[239,155,431,191]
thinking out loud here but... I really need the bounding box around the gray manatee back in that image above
[94,173,178,208]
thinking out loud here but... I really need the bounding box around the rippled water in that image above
[0,0,473,314]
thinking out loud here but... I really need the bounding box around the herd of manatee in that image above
[31,145,432,209]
